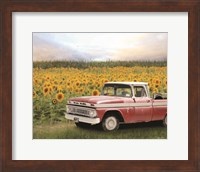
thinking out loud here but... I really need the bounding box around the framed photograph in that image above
[32,32,168,139]
[1,1,199,171]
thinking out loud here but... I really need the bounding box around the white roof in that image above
[105,82,148,85]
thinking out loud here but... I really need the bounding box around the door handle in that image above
[147,100,150,103]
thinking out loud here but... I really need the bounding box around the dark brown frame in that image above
[0,0,200,172]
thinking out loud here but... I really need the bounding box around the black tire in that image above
[163,115,167,127]
[75,122,91,128]
[102,116,119,131]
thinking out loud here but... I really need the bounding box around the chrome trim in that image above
[65,113,100,125]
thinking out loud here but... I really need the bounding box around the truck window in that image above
[134,86,147,97]
[102,84,132,97]
[102,86,114,96]
[116,88,132,97]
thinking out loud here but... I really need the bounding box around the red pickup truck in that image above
[65,82,167,131]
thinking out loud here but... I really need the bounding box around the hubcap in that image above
[105,117,117,130]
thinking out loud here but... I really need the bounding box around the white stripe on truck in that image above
[67,102,167,108]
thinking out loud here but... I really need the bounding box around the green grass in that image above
[33,120,167,139]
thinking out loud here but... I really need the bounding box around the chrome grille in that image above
[69,106,90,117]
[74,108,89,115]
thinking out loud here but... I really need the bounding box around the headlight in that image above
[67,106,74,113]
[88,110,97,118]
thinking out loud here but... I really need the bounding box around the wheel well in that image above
[103,110,124,122]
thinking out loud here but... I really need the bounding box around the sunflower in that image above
[153,88,158,93]
[43,82,51,87]
[76,81,80,87]
[53,85,57,91]
[48,86,53,93]
[92,89,100,96]
[104,79,109,83]
[57,85,63,92]
[46,75,51,80]
[79,88,83,92]
[155,79,160,84]
[33,91,36,98]
[34,79,38,84]
[52,99,57,105]
[43,87,49,96]
[56,92,64,102]
[54,81,58,85]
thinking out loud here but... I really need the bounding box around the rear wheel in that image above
[163,115,167,127]
[102,116,119,131]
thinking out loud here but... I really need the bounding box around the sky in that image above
[33,33,167,62]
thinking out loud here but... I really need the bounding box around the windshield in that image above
[101,84,132,97]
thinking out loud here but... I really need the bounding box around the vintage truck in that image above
[65,82,167,131]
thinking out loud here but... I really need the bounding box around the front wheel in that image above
[163,115,167,127]
[102,116,119,131]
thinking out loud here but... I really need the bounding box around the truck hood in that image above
[69,96,130,104]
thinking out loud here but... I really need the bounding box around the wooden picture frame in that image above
[0,0,199,171]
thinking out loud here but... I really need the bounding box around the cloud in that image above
[33,33,167,61]
[33,34,93,61]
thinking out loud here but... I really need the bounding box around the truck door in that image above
[133,86,152,122]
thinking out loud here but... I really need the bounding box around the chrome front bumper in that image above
[65,113,100,125]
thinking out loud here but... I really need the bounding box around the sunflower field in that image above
[33,61,167,124]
